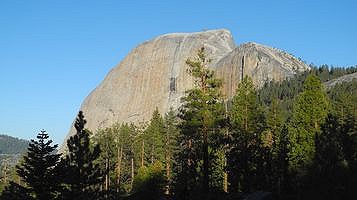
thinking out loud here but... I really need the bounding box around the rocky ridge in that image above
[61,29,309,150]
[324,72,357,89]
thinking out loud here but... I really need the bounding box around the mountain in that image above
[324,72,357,89]
[215,42,307,99]
[0,134,28,155]
[61,29,309,150]
[0,134,29,173]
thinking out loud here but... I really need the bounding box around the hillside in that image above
[324,71,357,89]
[0,134,28,155]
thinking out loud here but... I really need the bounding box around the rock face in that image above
[61,29,309,150]
[215,42,307,99]
[324,72,357,89]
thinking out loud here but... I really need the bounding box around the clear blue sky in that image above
[1,0,356,145]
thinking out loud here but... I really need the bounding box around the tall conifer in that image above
[61,111,102,200]
[15,130,61,200]
[177,47,225,195]
[288,74,329,171]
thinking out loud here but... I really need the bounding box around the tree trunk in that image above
[151,146,154,164]
[131,158,134,191]
[165,151,171,194]
[245,103,248,132]
[188,139,193,166]
[141,140,144,167]
[223,171,228,193]
[203,126,209,193]
[105,157,109,191]
[223,156,228,193]
[117,146,123,192]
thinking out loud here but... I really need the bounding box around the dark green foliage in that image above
[288,75,329,171]
[61,111,102,200]
[307,114,350,200]
[131,162,166,200]
[328,79,357,123]
[94,126,118,195]
[2,59,357,199]
[144,108,165,164]
[0,181,33,200]
[163,108,180,186]
[15,130,61,200]
[176,47,226,196]
[259,65,357,120]
[227,76,268,193]
[117,123,137,193]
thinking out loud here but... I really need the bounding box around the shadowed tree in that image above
[61,111,102,200]
[0,181,32,200]
[15,130,61,200]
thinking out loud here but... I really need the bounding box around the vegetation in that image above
[0,135,29,154]
[1,130,60,200]
[0,134,29,192]
[1,50,357,199]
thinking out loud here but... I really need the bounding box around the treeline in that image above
[1,48,357,200]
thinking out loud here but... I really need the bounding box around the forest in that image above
[1,48,356,200]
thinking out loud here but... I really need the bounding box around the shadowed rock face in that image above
[61,29,309,150]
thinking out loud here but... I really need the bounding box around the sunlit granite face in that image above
[60,29,309,152]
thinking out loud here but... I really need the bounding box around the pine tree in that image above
[177,47,225,196]
[227,75,266,193]
[61,111,102,200]
[94,127,117,194]
[144,108,165,164]
[264,96,284,193]
[163,108,179,192]
[116,123,137,193]
[288,74,329,171]
[310,114,348,199]
[0,181,32,200]
[14,130,61,200]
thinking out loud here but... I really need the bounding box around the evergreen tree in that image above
[144,108,165,164]
[227,76,266,193]
[328,79,357,125]
[94,127,117,194]
[115,123,137,194]
[0,181,32,200]
[61,111,102,200]
[177,47,225,196]
[264,96,284,193]
[163,108,180,191]
[288,74,329,171]
[309,114,349,199]
[14,130,61,200]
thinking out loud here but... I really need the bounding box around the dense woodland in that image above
[1,48,357,199]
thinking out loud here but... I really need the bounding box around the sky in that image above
[0,0,356,145]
